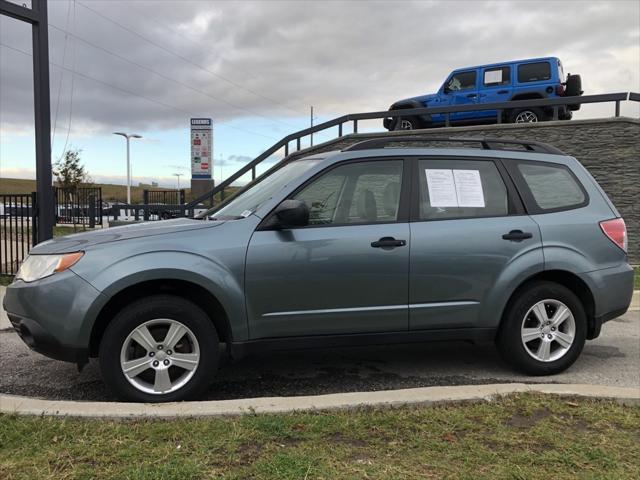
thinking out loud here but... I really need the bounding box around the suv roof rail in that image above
[342,136,566,155]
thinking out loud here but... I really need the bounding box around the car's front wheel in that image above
[497,281,587,375]
[393,116,421,130]
[99,295,219,402]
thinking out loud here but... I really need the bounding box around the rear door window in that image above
[416,159,510,220]
[511,161,588,212]
[483,66,510,86]
[517,62,551,83]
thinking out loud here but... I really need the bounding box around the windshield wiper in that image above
[209,215,245,221]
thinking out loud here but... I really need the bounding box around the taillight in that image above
[556,84,565,96]
[600,218,627,252]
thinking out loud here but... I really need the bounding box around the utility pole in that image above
[113,132,142,219]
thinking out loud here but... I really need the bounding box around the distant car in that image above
[384,57,582,130]
[4,137,633,402]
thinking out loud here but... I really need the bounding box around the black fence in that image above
[143,189,185,206]
[54,186,103,228]
[1,193,37,276]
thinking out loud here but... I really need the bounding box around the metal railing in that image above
[187,91,639,210]
[0,193,37,276]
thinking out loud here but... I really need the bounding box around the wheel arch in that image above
[499,269,597,339]
[88,278,233,357]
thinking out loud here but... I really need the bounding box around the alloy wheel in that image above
[515,110,538,123]
[399,119,414,130]
[120,319,200,395]
[520,299,576,362]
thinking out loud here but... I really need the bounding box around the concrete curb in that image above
[1,383,638,419]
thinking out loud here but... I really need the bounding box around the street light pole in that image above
[113,132,142,219]
[173,173,183,190]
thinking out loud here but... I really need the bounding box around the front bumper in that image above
[2,269,106,364]
[7,312,88,363]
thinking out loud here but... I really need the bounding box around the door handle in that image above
[466,93,477,98]
[502,230,533,241]
[497,90,508,94]
[371,237,407,248]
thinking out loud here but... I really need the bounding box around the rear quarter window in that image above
[517,62,551,83]
[514,161,587,212]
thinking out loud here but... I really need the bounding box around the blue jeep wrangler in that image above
[384,57,582,130]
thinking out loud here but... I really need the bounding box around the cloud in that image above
[0,0,638,139]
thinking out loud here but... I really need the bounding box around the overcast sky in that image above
[1,0,639,187]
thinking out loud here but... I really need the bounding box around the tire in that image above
[509,107,545,123]
[565,74,582,111]
[99,295,219,402]
[393,116,421,130]
[496,281,587,376]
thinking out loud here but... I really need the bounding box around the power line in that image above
[127,1,259,82]
[58,0,77,160]
[51,0,73,148]
[0,42,278,141]
[46,22,292,132]
[75,1,303,125]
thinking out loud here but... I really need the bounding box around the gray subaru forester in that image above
[4,137,634,402]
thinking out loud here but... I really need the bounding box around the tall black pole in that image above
[32,0,54,243]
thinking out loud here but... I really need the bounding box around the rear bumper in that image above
[580,263,634,339]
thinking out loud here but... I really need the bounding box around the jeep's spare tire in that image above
[565,74,582,111]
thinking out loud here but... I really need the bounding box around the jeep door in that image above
[245,159,410,339]
[442,69,480,122]
[478,65,512,121]
[408,157,543,331]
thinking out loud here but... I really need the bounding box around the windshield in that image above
[204,159,322,219]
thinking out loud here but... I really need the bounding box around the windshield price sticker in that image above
[425,169,485,208]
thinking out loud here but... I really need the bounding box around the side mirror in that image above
[443,85,451,94]
[272,199,309,229]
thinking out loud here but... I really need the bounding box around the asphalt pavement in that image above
[1,308,637,402]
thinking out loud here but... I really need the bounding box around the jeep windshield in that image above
[202,159,322,220]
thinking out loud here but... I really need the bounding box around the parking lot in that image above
[1,309,637,402]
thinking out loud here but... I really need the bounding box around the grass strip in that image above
[1,393,638,480]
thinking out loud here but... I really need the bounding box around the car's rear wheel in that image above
[509,107,545,123]
[99,295,219,402]
[497,281,586,375]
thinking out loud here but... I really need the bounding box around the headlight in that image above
[16,252,84,283]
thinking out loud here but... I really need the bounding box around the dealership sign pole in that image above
[0,0,54,242]
[190,118,214,204]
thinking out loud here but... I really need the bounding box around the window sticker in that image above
[425,169,458,207]
[484,69,503,84]
[425,169,485,208]
[453,169,485,207]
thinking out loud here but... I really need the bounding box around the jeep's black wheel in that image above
[394,116,421,130]
[496,281,587,376]
[509,107,545,123]
[565,74,582,110]
[99,295,219,402]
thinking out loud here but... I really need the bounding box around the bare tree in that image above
[53,149,91,189]
[53,149,92,231]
